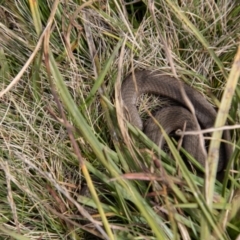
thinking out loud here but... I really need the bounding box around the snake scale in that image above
[121,69,232,179]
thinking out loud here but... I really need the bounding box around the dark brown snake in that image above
[121,69,232,179]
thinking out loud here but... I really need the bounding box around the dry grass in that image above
[0,0,240,239]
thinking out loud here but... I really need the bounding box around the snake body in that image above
[121,70,231,177]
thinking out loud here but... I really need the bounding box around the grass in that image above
[0,0,240,239]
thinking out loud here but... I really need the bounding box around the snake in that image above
[121,69,232,178]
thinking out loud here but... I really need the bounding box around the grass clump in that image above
[0,0,240,239]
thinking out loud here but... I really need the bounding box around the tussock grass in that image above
[0,0,240,239]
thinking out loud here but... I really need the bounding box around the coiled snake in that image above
[121,70,232,179]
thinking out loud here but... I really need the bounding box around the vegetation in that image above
[0,0,240,239]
